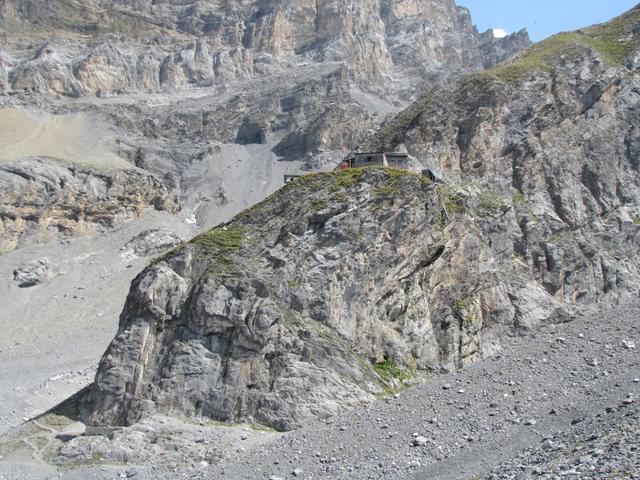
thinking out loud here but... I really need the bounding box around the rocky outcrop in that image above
[62,7,640,432]
[121,229,184,259]
[478,28,531,69]
[13,257,56,287]
[74,170,481,431]
[10,45,83,97]
[363,5,640,308]
[67,155,625,431]
[0,157,179,253]
[273,101,376,159]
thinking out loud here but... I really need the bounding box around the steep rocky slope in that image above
[58,6,640,434]
[72,169,451,431]
[0,107,179,253]
[0,6,639,480]
[0,0,527,96]
[365,5,640,307]
[0,0,529,254]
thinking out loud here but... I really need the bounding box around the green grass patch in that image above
[419,176,434,187]
[250,423,277,433]
[311,199,328,211]
[455,298,473,311]
[373,358,413,386]
[382,167,408,179]
[512,191,527,205]
[332,168,365,190]
[634,216,640,225]
[375,168,404,195]
[455,297,477,327]
[583,9,640,65]
[474,7,640,84]
[479,192,509,212]
[437,185,466,216]
[191,226,244,267]
[90,452,106,464]
[293,172,323,184]
[445,199,465,215]
[332,192,348,203]
[192,226,244,251]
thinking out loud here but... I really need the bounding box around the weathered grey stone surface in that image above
[121,229,184,259]
[12,257,55,287]
[77,170,447,431]
[5,301,640,479]
[365,6,640,309]
[0,158,179,254]
[0,0,529,97]
[1,7,640,479]
[0,1,530,254]
[72,161,638,432]
[64,7,640,433]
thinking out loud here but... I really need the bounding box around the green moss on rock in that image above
[478,191,510,212]
[373,167,410,197]
[311,199,328,211]
[455,297,477,327]
[437,185,466,216]
[332,168,365,190]
[192,226,244,251]
[191,226,245,267]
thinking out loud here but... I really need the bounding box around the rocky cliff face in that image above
[0,0,527,96]
[365,5,640,307]
[64,6,640,432]
[0,0,530,254]
[478,28,531,69]
[0,157,179,254]
[75,169,503,431]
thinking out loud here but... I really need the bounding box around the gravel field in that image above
[1,301,638,480]
[209,301,640,480]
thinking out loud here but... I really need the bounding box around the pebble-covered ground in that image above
[205,302,639,480]
[1,302,638,480]
[485,404,639,479]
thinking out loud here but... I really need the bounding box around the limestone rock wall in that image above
[364,7,640,308]
[0,157,179,254]
[72,162,623,431]
[0,0,530,97]
[77,170,507,430]
[0,0,531,253]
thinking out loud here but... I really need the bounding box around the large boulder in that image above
[13,257,56,287]
[121,229,184,260]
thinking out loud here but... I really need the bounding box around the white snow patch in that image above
[493,28,509,39]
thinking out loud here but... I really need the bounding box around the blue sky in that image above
[457,1,639,41]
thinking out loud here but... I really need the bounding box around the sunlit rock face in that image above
[0,0,530,253]
[0,0,529,97]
